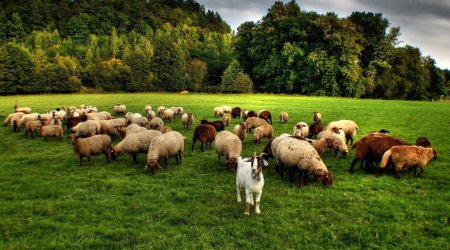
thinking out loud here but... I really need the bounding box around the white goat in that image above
[236,153,268,215]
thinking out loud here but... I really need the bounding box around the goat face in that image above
[322,172,333,187]
[249,153,268,181]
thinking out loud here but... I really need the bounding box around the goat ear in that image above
[262,159,269,167]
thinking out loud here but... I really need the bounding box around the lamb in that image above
[72,120,101,138]
[245,117,268,132]
[215,131,242,172]
[279,111,288,123]
[276,137,332,186]
[69,134,112,165]
[231,107,241,118]
[112,104,126,116]
[24,120,42,138]
[325,120,358,145]
[378,145,437,179]
[192,124,216,152]
[307,121,324,139]
[236,153,268,215]
[293,122,309,138]
[200,119,225,132]
[232,122,247,141]
[111,130,162,164]
[145,131,185,174]
[258,110,272,124]
[223,114,231,126]
[312,111,322,123]
[39,124,63,141]
[252,124,274,144]
[181,112,194,130]
[149,117,164,129]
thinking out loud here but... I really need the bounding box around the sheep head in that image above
[322,172,333,187]
[145,159,161,175]
[226,158,238,172]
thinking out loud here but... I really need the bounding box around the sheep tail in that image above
[380,149,392,169]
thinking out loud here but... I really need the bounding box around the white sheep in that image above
[99,120,122,138]
[275,137,332,186]
[69,134,112,165]
[181,112,194,130]
[215,131,242,171]
[128,116,149,128]
[145,131,185,174]
[15,107,32,114]
[293,122,309,138]
[125,123,147,135]
[160,109,175,121]
[379,145,437,179]
[214,107,224,117]
[24,120,42,138]
[232,122,247,141]
[221,105,232,114]
[112,104,126,116]
[39,124,64,141]
[279,111,288,123]
[4,112,25,131]
[325,120,358,145]
[144,105,152,114]
[112,130,162,164]
[72,120,101,138]
[149,117,164,129]
[236,153,268,215]
[252,124,274,144]
[245,117,268,132]
[18,113,39,129]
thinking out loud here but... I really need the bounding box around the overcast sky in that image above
[196,0,450,69]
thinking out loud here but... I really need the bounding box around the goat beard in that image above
[252,171,261,181]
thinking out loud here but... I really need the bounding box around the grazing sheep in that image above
[112,104,126,116]
[181,112,194,130]
[18,113,39,130]
[236,153,268,215]
[308,121,324,139]
[69,134,112,165]
[149,117,164,130]
[293,122,309,138]
[160,108,175,121]
[200,119,225,132]
[99,120,122,138]
[279,111,288,123]
[157,125,172,134]
[232,122,247,141]
[246,110,257,118]
[231,107,241,118]
[39,125,63,141]
[221,106,232,114]
[223,114,231,126]
[215,131,242,171]
[111,130,162,164]
[326,120,358,145]
[245,117,268,132]
[72,120,101,138]
[252,124,274,144]
[66,116,82,133]
[317,130,347,156]
[15,107,32,114]
[192,124,216,152]
[145,131,185,174]
[258,110,272,124]
[276,138,332,186]
[312,111,322,123]
[4,112,25,131]
[378,145,437,179]
[214,107,224,117]
[128,116,149,128]
[310,134,348,157]
[25,120,42,139]
[416,137,432,148]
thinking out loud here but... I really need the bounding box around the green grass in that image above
[0,93,449,249]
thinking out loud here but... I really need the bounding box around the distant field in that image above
[0,93,448,249]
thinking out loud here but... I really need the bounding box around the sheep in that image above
[160,108,175,121]
[252,124,274,144]
[149,117,164,130]
[245,117,268,132]
[86,112,110,121]
[3,112,25,131]
[24,120,42,139]
[157,106,166,115]
[232,122,247,141]
[214,107,224,117]
[128,116,149,128]
[15,107,32,114]
[110,118,127,127]
[176,107,184,119]
[39,125,63,141]
[307,121,324,139]
[293,122,309,138]
[157,125,172,134]
[215,131,242,172]
[416,137,432,148]
[200,119,225,132]
[146,110,156,120]
[125,123,147,135]
[221,105,232,114]
[66,116,82,133]
[349,133,410,173]
[72,120,101,138]
[169,107,179,118]
[317,130,347,156]
[312,111,322,123]
[325,120,358,145]
[258,110,272,124]
[112,104,126,116]
[145,131,185,174]
[276,137,332,186]
[69,134,112,166]
[246,110,257,118]
[279,111,288,123]
[378,145,437,179]
[192,124,216,152]
[53,110,67,122]
[181,112,194,130]
[111,130,162,164]
[236,153,268,215]
[231,107,241,118]
[223,114,231,126]
[18,113,39,130]
[99,120,122,138]
[310,134,348,157]
[144,105,152,114]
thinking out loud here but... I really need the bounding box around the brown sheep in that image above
[307,121,324,139]
[69,134,112,166]
[258,110,272,124]
[279,111,288,123]
[245,117,268,132]
[192,124,217,152]
[223,114,231,126]
[231,107,241,118]
[246,110,257,118]
[378,145,437,179]
[200,119,224,132]
[252,124,274,144]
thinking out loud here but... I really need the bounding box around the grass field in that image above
[0,93,449,249]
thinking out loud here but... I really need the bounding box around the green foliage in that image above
[85,59,131,92]
[185,59,207,92]
[220,59,253,93]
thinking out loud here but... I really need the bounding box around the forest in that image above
[0,0,448,100]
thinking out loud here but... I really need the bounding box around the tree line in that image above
[0,0,448,100]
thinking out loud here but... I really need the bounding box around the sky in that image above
[196,0,450,70]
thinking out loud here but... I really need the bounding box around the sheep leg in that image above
[164,157,168,168]
[79,156,83,166]
[132,154,138,164]
[105,151,111,163]
[394,169,402,179]
[288,167,294,183]
[178,151,183,164]
[415,166,424,177]
[175,154,179,164]
[255,191,262,215]
[200,142,204,152]
[87,156,92,165]
[349,159,359,173]
[191,139,196,151]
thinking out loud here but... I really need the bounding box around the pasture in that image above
[0,93,449,249]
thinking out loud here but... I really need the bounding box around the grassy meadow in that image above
[0,93,449,249]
